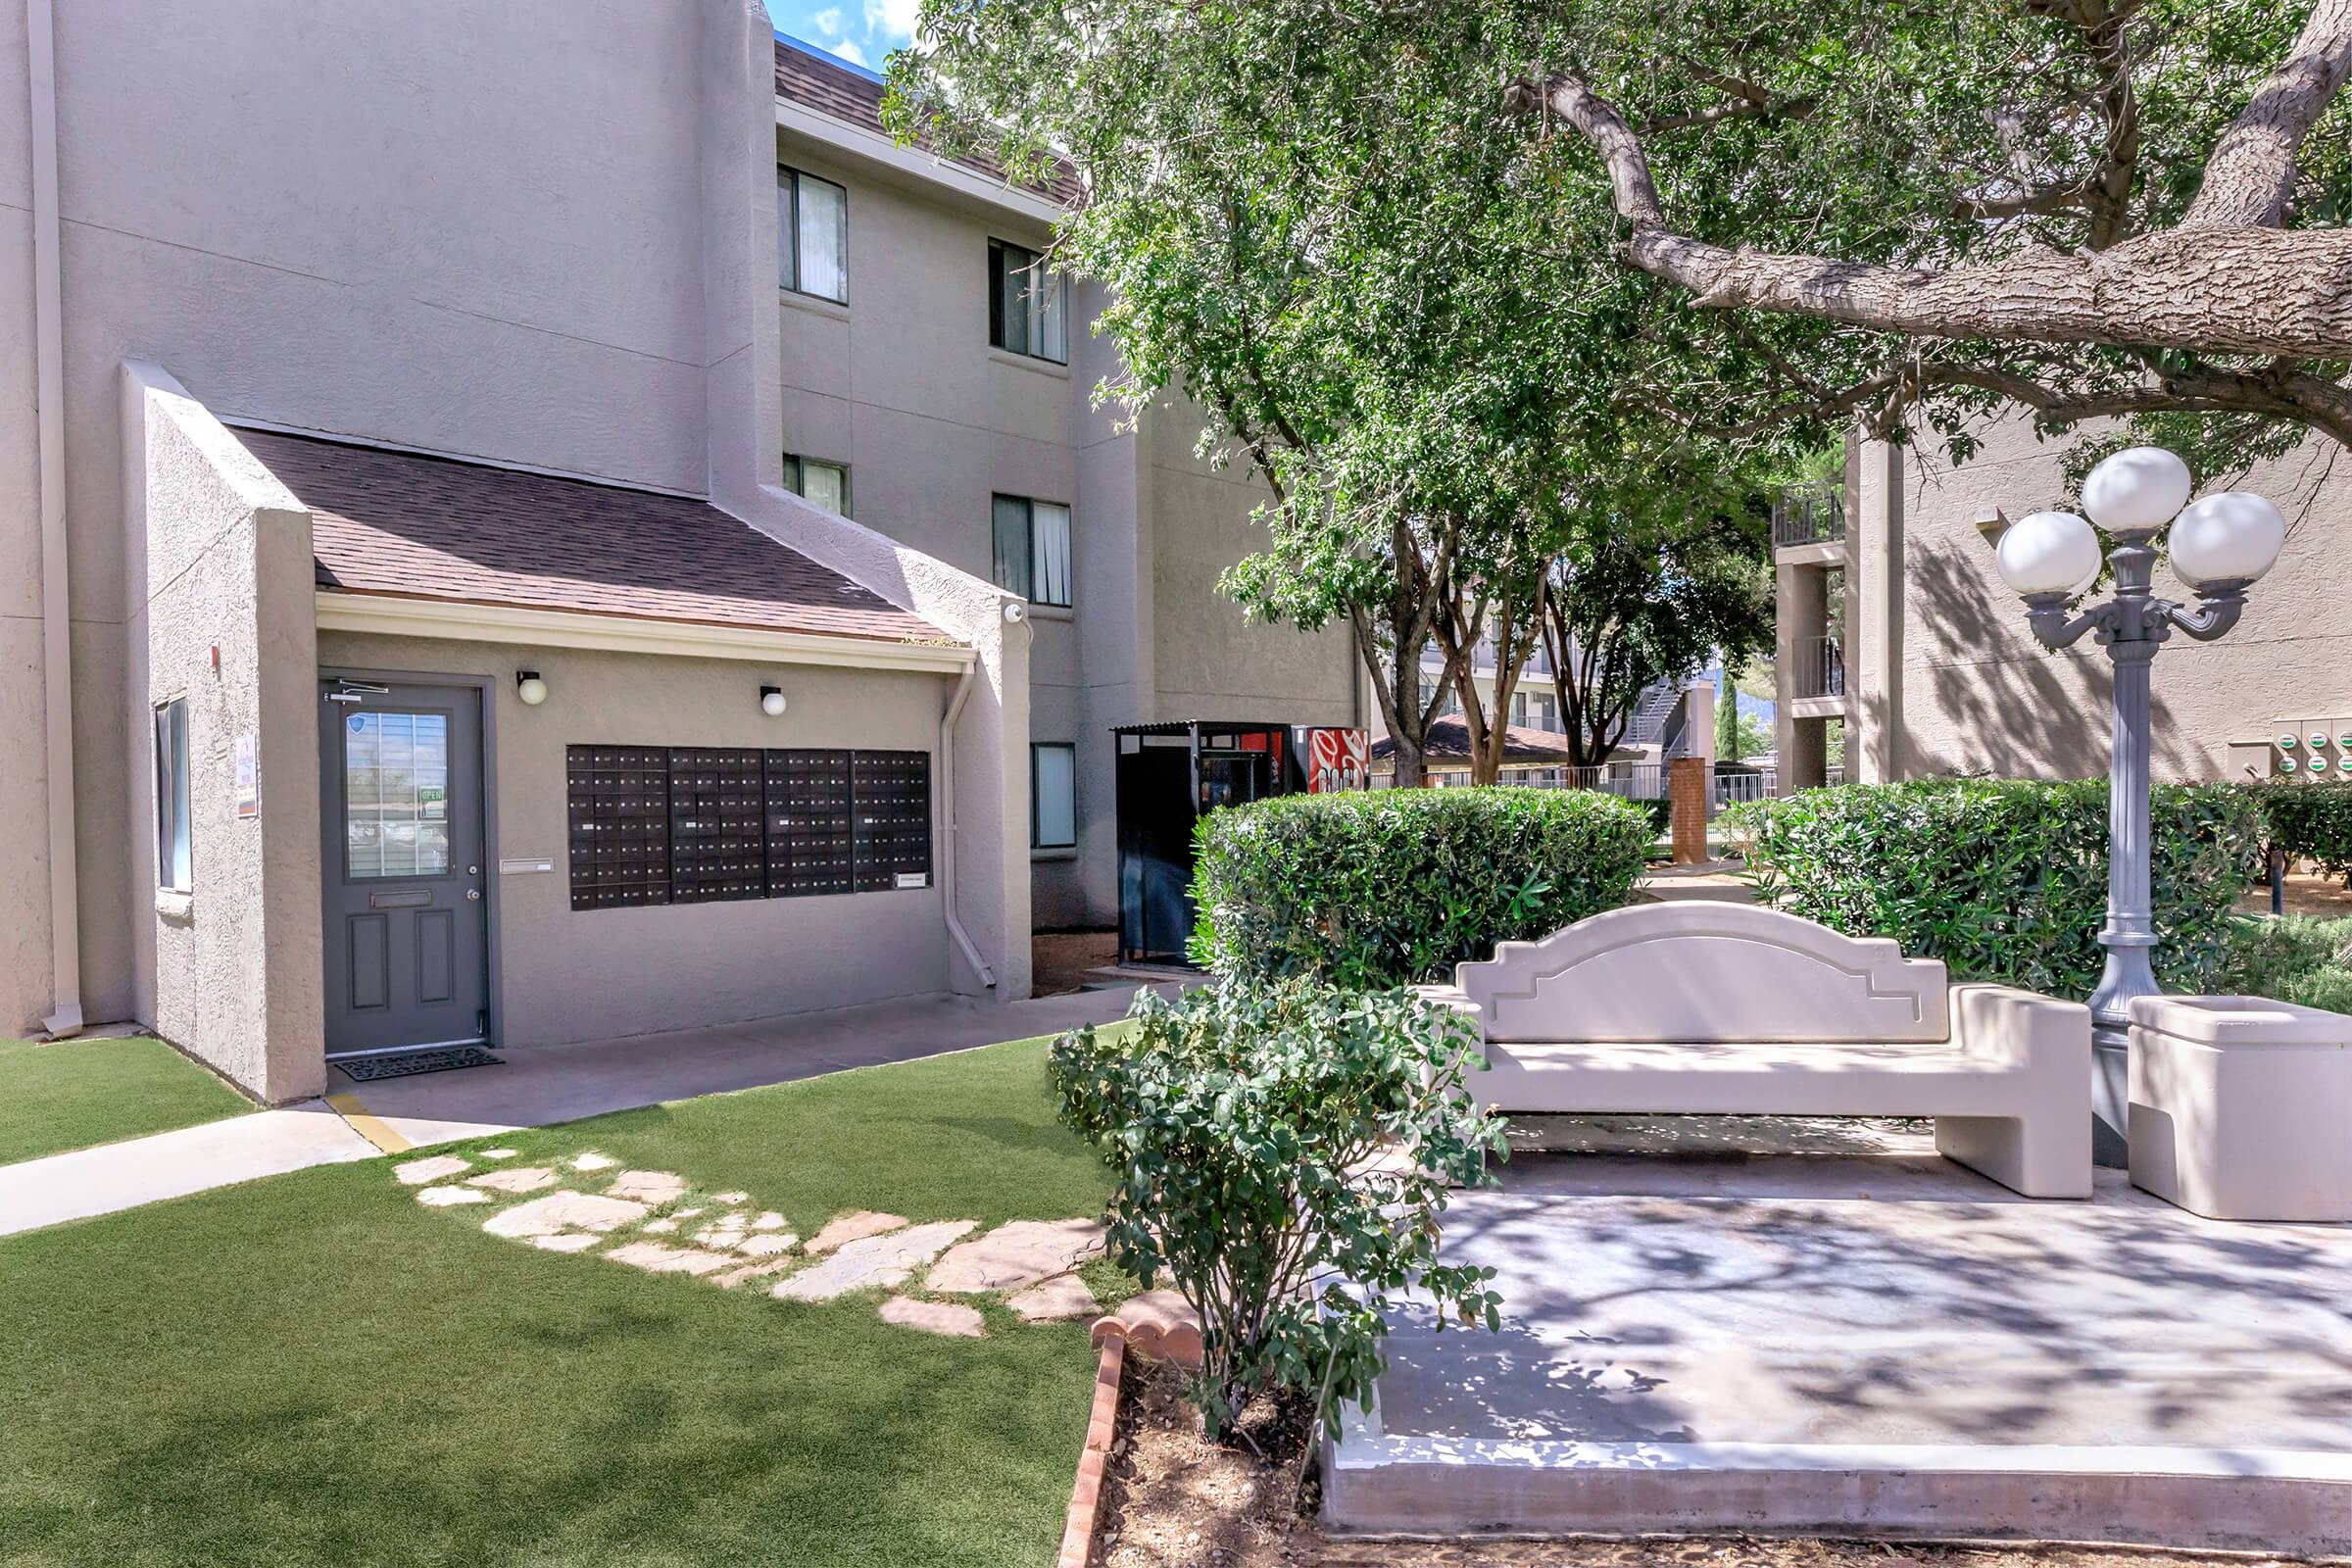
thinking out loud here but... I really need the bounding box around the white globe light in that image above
[1995,510,2102,597]
[2169,491,2285,586]
[760,687,789,717]
[2081,446,2192,532]
[515,673,548,707]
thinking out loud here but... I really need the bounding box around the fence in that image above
[1772,481,1846,551]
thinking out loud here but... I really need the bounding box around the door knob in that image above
[466,889,482,902]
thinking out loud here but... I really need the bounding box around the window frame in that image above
[990,493,1073,609]
[782,454,852,518]
[1030,742,1078,851]
[154,698,192,892]
[986,237,1068,365]
[778,166,848,305]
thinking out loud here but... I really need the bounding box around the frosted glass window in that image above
[344,710,450,878]
[154,699,192,890]
[1032,743,1077,849]
[784,455,850,516]
[779,167,847,303]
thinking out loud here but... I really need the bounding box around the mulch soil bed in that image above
[1093,1357,2318,1568]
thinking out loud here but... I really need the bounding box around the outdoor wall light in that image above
[1993,510,2102,597]
[760,685,788,717]
[515,670,548,707]
[2168,491,2286,587]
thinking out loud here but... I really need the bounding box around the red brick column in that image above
[1670,757,1709,865]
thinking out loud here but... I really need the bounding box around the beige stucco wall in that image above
[1856,416,2352,782]
[124,364,324,1102]
[316,629,959,1048]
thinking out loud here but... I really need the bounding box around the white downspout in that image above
[28,0,81,1036]
[939,659,994,990]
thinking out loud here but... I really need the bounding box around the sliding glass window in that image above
[986,238,1067,364]
[991,495,1071,608]
[778,168,848,303]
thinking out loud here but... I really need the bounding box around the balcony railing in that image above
[1772,481,1846,551]
[1791,634,1845,699]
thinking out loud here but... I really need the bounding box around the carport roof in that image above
[247,429,949,647]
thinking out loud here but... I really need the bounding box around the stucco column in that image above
[1851,437,1905,782]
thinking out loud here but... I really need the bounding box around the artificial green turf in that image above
[0,1037,1120,1568]
[0,1035,255,1167]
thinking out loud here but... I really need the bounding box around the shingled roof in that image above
[1369,716,1583,769]
[775,34,1083,207]
[250,429,947,647]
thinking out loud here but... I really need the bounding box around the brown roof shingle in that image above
[1370,716,1585,768]
[775,35,1083,207]
[250,429,948,647]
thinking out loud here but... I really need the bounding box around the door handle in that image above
[466,889,482,902]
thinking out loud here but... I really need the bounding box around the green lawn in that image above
[0,1037,1123,1568]
[0,1035,255,1166]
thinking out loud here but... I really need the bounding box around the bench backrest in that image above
[1456,903,1949,1044]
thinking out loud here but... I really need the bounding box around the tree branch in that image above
[2182,0,2352,228]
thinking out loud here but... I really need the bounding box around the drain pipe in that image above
[29,0,82,1037]
[939,659,995,990]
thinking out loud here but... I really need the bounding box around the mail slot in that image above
[367,889,432,909]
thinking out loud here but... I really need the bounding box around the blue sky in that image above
[771,0,914,75]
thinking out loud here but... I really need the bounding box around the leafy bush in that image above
[1725,778,2259,1000]
[1189,788,1653,987]
[2246,779,2352,885]
[1050,981,1504,1439]
[2220,914,2352,1013]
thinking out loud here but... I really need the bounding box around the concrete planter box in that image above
[2128,995,2352,1222]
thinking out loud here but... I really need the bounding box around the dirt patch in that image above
[1036,929,1120,996]
[2235,868,2352,918]
[1093,1358,2316,1568]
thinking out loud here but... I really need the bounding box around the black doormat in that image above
[334,1046,504,1083]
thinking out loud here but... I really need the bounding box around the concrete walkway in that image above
[0,985,1152,1238]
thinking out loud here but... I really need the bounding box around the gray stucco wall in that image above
[1855,416,2352,783]
[316,629,957,1048]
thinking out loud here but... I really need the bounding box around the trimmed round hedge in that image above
[1189,787,1652,988]
[2246,778,2352,883]
[1724,777,2260,1001]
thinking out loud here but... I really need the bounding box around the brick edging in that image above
[1055,1333,1127,1568]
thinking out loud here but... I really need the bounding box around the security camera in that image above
[1004,602,1027,624]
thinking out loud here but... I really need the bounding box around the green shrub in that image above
[2220,913,2352,1012]
[2246,779,2352,884]
[1050,982,1504,1439]
[1189,788,1653,987]
[1725,778,2259,1001]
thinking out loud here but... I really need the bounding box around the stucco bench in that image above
[1434,904,2094,1199]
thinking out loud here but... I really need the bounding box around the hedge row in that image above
[1724,777,2260,1001]
[2246,778,2352,881]
[1189,787,1652,988]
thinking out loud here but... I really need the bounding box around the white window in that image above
[783,455,850,516]
[987,238,1067,364]
[779,167,848,303]
[1032,743,1077,849]
[154,698,192,890]
[992,495,1072,608]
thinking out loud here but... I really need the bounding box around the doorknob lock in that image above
[466,889,482,902]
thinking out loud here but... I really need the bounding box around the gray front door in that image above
[319,680,490,1055]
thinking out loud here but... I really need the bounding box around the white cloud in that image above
[811,7,844,37]
[829,37,869,67]
[862,0,919,43]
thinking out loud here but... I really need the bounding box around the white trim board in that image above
[315,592,975,674]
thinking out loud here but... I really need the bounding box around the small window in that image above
[987,238,1067,364]
[154,699,192,890]
[991,495,1072,607]
[1032,743,1077,850]
[779,167,848,303]
[783,455,851,516]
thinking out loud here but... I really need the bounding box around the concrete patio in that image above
[1328,1118,2352,1554]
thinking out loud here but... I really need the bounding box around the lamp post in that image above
[1991,447,2286,1164]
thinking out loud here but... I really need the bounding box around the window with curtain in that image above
[154,699,192,890]
[991,495,1071,607]
[986,238,1067,364]
[1032,743,1077,850]
[778,168,848,303]
[783,455,850,516]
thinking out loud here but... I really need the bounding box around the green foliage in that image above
[2246,780,2352,884]
[1727,778,2261,1000]
[1190,788,1653,987]
[1049,982,1505,1439]
[2220,914,2352,1013]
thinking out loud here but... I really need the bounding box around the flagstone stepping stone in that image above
[482,1191,648,1240]
[608,1170,687,1205]
[751,1212,788,1231]
[570,1152,617,1172]
[466,1166,559,1195]
[735,1233,796,1258]
[880,1297,985,1338]
[532,1233,600,1253]
[480,1149,517,1159]
[712,1191,749,1204]
[712,1257,798,1290]
[928,1219,1106,1294]
[605,1242,735,1277]
[395,1154,471,1186]
[806,1210,906,1254]
[774,1220,976,1301]
[641,1217,680,1235]
[1005,1275,1102,1323]
[416,1185,490,1207]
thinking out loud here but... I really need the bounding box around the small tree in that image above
[1051,982,1506,1440]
